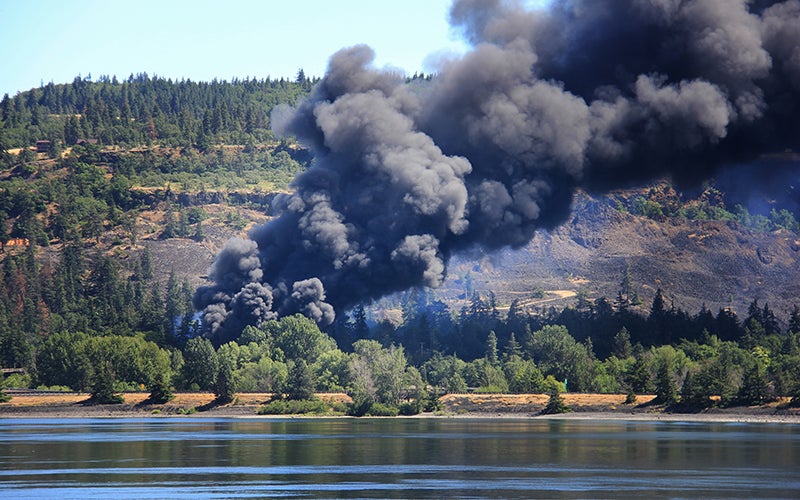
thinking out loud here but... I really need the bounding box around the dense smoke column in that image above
[432,0,800,188]
[195,0,800,343]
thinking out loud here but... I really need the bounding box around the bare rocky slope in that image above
[435,192,800,320]
[140,191,800,323]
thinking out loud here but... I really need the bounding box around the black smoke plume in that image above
[195,0,800,343]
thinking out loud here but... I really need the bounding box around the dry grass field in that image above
[2,392,798,423]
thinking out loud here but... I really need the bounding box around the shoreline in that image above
[1,392,799,424]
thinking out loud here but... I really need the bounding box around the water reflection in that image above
[0,418,798,498]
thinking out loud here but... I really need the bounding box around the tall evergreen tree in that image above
[486,331,499,366]
[164,270,182,338]
[286,359,314,400]
[788,305,800,335]
[352,304,369,340]
[503,332,522,361]
[654,357,678,405]
[612,327,633,359]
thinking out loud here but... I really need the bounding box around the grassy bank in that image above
[2,392,799,423]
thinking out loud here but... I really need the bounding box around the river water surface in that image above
[0,417,798,498]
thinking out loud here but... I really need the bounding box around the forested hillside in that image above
[1,72,314,148]
[1,75,800,415]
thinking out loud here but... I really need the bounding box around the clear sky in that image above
[0,0,476,97]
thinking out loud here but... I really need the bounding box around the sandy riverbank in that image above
[1,391,799,423]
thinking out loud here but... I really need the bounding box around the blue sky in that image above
[0,0,476,97]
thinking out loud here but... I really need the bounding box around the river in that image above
[0,417,798,498]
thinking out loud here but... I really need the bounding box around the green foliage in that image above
[422,391,444,413]
[503,356,544,393]
[88,360,124,404]
[541,386,571,415]
[214,342,239,403]
[679,368,713,409]
[350,340,408,406]
[398,401,421,415]
[485,331,499,365]
[347,390,375,417]
[541,374,566,394]
[182,337,217,390]
[654,357,678,405]
[285,359,314,400]
[265,314,337,363]
[473,385,506,394]
[35,384,72,392]
[364,402,400,416]
[613,182,800,236]
[36,331,90,390]
[312,349,351,392]
[527,325,596,392]
[736,361,775,406]
[734,205,777,233]
[422,352,467,394]
[463,358,509,392]
[632,346,682,406]
[2,373,32,389]
[593,356,629,393]
[258,397,346,415]
[72,335,174,403]
[0,373,11,402]
[612,327,633,359]
[146,371,175,404]
[1,75,309,150]
[236,356,287,393]
[631,196,665,220]
[0,82,314,347]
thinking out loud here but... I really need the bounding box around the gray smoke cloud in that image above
[195,0,800,343]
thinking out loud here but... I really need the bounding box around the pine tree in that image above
[503,332,522,360]
[612,327,633,359]
[179,278,195,339]
[182,337,217,391]
[541,385,570,414]
[140,247,153,280]
[649,288,667,323]
[761,303,780,336]
[486,331,499,366]
[788,305,800,335]
[680,369,712,409]
[178,206,189,237]
[614,290,629,313]
[162,203,176,239]
[90,359,124,404]
[737,363,773,406]
[286,359,315,400]
[745,299,763,327]
[617,262,638,308]
[164,270,182,338]
[64,115,80,145]
[655,358,677,405]
[624,387,637,404]
[194,219,204,241]
[627,350,651,393]
[146,371,174,404]
[214,352,236,404]
[352,304,369,340]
